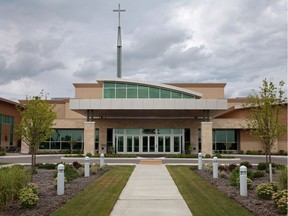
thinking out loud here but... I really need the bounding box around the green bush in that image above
[272,189,288,214]
[90,164,100,175]
[36,163,57,169]
[100,164,109,171]
[278,166,288,190]
[253,170,265,178]
[256,182,278,199]
[77,167,85,177]
[203,164,213,174]
[0,165,30,209]
[229,167,254,186]
[19,187,39,209]
[53,164,78,182]
[219,171,229,179]
[257,162,267,170]
[240,161,252,168]
[86,152,93,157]
[27,183,38,194]
[204,154,211,158]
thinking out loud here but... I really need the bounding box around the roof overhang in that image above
[70,98,227,118]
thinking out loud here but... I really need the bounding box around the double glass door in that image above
[115,129,182,154]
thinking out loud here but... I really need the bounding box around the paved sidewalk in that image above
[110,164,192,216]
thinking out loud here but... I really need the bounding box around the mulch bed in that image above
[1,168,108,216]
[195,169,283,216]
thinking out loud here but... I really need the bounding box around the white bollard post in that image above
[57,164,65,196]
[240,165,247,196]
[198,153,202,170]
[85,156,90,177]
[213,157,218,178]
[100,153,105,167]
[269,163,273,182]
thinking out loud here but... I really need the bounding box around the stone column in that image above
[99,127,107,154]
[84,122,95,155]
[190,126,199,153]
[21,140,30,154]
[201,122,213,156]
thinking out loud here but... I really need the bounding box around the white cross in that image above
[113,4,126,27]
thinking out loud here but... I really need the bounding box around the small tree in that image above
[69,140,77,156]
[243,79,286,163]
[17,91,56,179]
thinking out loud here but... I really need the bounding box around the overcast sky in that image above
[0,0,286,101]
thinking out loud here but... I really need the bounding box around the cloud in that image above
[0,39,65,84]
[0,0,286,100]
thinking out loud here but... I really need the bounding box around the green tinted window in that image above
[149,87,159,98]
[138,86,148,98]
[127,84,137,98]
[158,129,171,134]
[126,129,141,134]
[116,83,126,98]
[104,82,115,98]
[183,94,194,99]
[172,92,182,98]
[160,89,171,98]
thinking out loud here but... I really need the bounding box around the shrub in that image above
[240,161,252,169]
[236,177,253,189]
[218,165,228,173]
[257,162,267,171]
[228,163,238,172]
[27,183,38,194]
[19,187,39,209]
[36,163,57,169]
[219,171,229,179]
[77,167,85,177]
[72,161,83,169]
[229,167,254,186]
[100,164,109,171]
[278,166,288,190]
[213,153,222,158]
[256,182,278,199]
[90,164,100,175]
[53,164,78,182]
[86,152,93,157]
[0,165,30,209]
[204,154,211,158]
[238,150,244,154]
[253,170,265,178]
[272,190,288,214]
[203,164,213,174]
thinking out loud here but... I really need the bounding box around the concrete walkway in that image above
[110,163,192,216]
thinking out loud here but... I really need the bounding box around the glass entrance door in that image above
[142,136,156,153]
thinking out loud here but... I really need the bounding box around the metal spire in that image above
[113,4,126,78]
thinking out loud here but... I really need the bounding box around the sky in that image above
[0,0,286,101]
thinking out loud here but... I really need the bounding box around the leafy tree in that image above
[243,79,286,163]
[17,91,56,179]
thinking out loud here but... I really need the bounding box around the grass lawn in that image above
[52,166,134,216]
[167,166,253,216]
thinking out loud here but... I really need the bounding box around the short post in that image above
[57,164,65,196]
[85,156,90,177]
[198,153,202,170]
[213,157,218,178]
[100,153,105,167]
[240,165,247,196]
[269,163,273,182]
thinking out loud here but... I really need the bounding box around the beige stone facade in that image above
[15,79,287,155]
